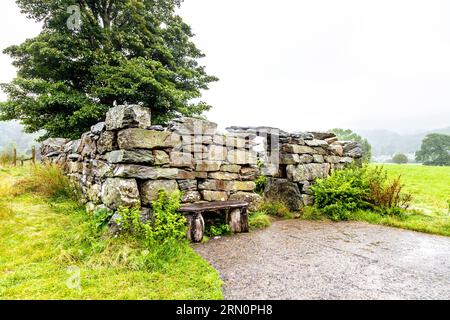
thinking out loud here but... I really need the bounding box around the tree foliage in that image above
[415,133,450,166]
[329,128,372,162]
[1,0,217,140]
[392,153,408,164]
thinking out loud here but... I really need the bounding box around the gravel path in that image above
[194,220,450,300]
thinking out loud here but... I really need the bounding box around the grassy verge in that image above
[302,164,450,237]
[0,166,223,299]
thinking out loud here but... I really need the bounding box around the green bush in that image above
[311,166,412,221]
[254,175,267,195]
[249,211,271,229]
[205,221,232,237]
[117,190,187,247]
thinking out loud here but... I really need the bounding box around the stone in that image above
[325,137,339,144]
[91,122,106,135]
[240,167,259,181]
[79,132,97,159]
[41,138,69,155]
[313,155,324,163]
[177,170,197,180]
[149,125,165,131]
[178,180,198,191]
[298,154,314,164]
[229,192,263,212]
[198,180,230,191]
[180,135,213,145]
[264,178,304,211]
[325,156,341,164]
[91,160,115,178]
[101,178,140,210]
[177,144,207,153]
[302,194,315,206]
[118,128,179,150]
[86,202,96,214]
[340,157,354,164]
[287,163,331,182]
[344,142,363,158]
[97,131,117,154]
[230,181,256,192]
[86,183,102,204]
[201,190,228,201]
[169,117,218,135]
[206,145,227,161]
[260,163,281,177]
[227,149,257,165]
[181,191,202,203]
[280,153,300,165]
[208,172,240,181]
[281,144,315,154]
[67,161,83,173]
[140,180,179,205]
[152,150,170,165]
[196,161,222,172]
[309,132,336,140]
[279,136,305,145]
[305,139,329,147]
[313,147,327,155]
[300,181,313,195]
[290,131,314,140]
[68,153,82,162]
[194,171,208,179]
[105,104,151,131]
[64,140,81,154]
[225,136,247,149]
[170,152,194,168]
[114,165,179,180]
[329,144,344,156]
[106,150,154,164]
[221,164,241,173]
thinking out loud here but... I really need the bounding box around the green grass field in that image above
[0,166,223,300]
[351,164,450,236]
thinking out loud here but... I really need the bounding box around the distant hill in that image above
[0,121,41,154]
[356,127,450,162]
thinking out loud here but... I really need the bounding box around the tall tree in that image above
[329,128,372,163]
[0,0,217,140]
[415,133,450,166]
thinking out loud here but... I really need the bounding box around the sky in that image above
[1,0,450,134]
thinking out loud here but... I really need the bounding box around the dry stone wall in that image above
[40,105,363,216]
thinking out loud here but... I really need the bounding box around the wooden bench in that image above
[179,200,249,242]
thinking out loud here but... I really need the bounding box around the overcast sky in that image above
[1,0,450,134]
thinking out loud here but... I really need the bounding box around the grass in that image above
[0,165,223,300]
[249,211,272,229]
[303,164,450,237]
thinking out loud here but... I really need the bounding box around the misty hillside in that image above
[357,127,450,159]
[0,121,40,153]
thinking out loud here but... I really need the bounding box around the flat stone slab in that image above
[194,220,450,300]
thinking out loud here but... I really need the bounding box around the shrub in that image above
[249,211,271,229]
[13,164,80,201]
[311,166,412,220]
[254,175,267,195]
[205,221,232,237]
[258,200,294,219]
[117,190,187,247]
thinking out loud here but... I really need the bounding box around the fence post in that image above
[32,146,36,165]
[13,148,17,166]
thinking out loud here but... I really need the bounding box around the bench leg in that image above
[187,212,205,243]
[240,207,249,233]
[229,209,242,233]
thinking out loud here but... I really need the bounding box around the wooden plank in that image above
[179,200,249,213]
